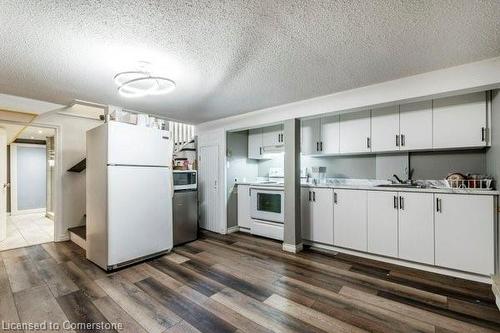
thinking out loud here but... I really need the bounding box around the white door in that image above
[0,129,6,241]
[199,145,219,232]
[301,188,312,240]
[398,192,434,265]
[371,106,400,152]
[310,188,334,245]
[320,115,340,154]
[333,189,367,251]
[262,125,283,147]
[248,128,263,159]
[433,92,487,149]
[435,194,494,275]
[367,191,398,257]
[237,185,251,229]
[107,166,172,265]
[339,110,371,154]
[301,119,320,155]
[399,100,433,150]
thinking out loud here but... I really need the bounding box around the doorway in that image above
[0,123,56,250]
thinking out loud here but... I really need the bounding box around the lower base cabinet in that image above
[333,189,367,251]
[301,188,334,245]
[367,191,398,257]
[434,194,494,275]
[237,185,251,229]
[398,192,435,265]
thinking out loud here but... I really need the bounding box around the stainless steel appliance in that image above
[173,170,197,190]
[173,170,198,245]
[250,187,284,223]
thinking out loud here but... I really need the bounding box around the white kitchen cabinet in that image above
[398,192,434,265]
[248,128,264,159]
[262,125,284,147]
[433,92,487,149]
[399,100,433,151]
[320,115,340,154]
[434,194,494,275]
[367,191,398,257]
[301,188,334,245]
[371,106,400,152]
[237,185,251,229]
[333,189,367,251]
[301,119,321,155]
[339,110,371,154]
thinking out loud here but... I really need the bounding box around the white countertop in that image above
[236,180,499,195]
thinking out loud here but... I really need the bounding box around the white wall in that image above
[36,107,102,240]
[197,56,500,233]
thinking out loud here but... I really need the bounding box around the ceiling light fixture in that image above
[113,62,176,98]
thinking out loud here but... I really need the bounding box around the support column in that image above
[283,118,302,253]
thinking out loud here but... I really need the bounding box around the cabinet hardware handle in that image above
[320,141,323,151]
[334,192,337,204]
[396,135,400,147]
[316,142,319,151]
[481,127,486,142]
[259,147,262,155]
[393,195,398,209]
[249,187,251,196]
[399,196,404,210]
[401,134,405,146]
[436,197,441,212]
[309,191,311,202]
[313,191,316,202]
[366,137,371,149]
[281,133,284,142]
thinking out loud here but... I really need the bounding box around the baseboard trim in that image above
[304,240,491,284]
[282,243,303,253]
[10,208,46,216]
[226,226,240,234]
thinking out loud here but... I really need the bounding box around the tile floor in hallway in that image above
[0,213,54,251]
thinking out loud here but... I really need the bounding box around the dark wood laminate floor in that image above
[1,230,500,333]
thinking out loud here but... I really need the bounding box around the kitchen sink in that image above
[375,184,424,189]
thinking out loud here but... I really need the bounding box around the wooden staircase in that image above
[68,225,86,250]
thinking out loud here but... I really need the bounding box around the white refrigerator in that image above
[86,121,173,271]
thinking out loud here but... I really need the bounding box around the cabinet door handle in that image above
[309,191,312,202]
[399,196,404,210]
[481,127,486,142]
[281,133,284,142]
[366,137,371,149]
[312,191,316,202]
[401,134,405,146]
[396,135,400,147]
[259,147,262,155]
[249,187,251,196]
[334,192,338,204]
[436,197,441,212]
[316,142,319,151]
[320,141,323,151]
[393,195,398,209]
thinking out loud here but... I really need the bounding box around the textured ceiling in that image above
[0,1,499,124]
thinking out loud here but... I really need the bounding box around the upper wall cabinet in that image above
[399,100,433,150]
[321,115,340,154]
[262,125,284,147]
[371,106,400,152]
[301,119,321,155]
[248,128,264,159]
[339,110,371,154]
[301,115,340,155]
[433,92,487,149]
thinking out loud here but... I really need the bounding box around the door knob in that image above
[3,183,10,188]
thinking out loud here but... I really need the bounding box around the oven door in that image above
[250,188,284,223]
[173,171,197,190]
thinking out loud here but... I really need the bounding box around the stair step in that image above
[68,225,86,250]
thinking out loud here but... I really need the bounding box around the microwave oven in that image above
[173,170,197,191]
